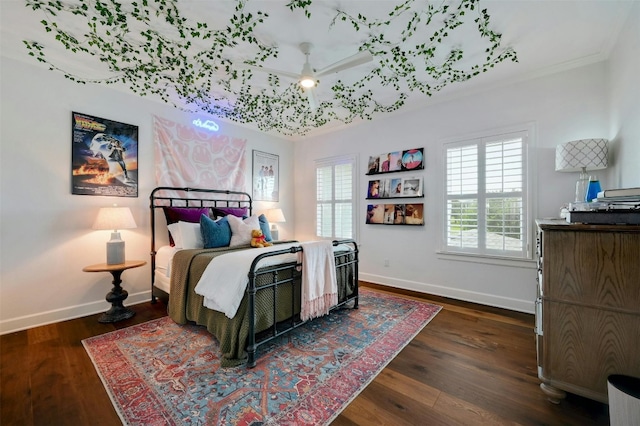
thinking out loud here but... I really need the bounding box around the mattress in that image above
[154,245,179,294]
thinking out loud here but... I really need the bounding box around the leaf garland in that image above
[23,0,517,136]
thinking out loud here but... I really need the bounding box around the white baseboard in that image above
[360,273,534,314]
[0,291,153,335]
[2,275,534,335]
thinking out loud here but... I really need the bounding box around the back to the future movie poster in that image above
[72,112,139,197]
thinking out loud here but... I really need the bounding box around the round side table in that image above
[83,260,146,323]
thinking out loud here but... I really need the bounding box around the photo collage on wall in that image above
[366,148,424,175]
[365,147,425,226]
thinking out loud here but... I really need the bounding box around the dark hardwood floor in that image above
[1,283,609,425]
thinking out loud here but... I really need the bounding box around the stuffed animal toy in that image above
[250,229,272,248]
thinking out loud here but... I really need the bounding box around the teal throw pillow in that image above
[258,214,273,242]
[200,214,231,248]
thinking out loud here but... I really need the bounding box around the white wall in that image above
[294,57,635,313]
[607,2,640,188]
[0,57,294,334]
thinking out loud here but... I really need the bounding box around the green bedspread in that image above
[167,241,357,367]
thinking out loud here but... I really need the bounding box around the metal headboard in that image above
[149,186,253,302]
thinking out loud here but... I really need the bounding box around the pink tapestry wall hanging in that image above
[153,115,247,191]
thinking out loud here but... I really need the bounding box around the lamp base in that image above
[270,225,279,241]
[575,169,589,203]
[106,232,125,265]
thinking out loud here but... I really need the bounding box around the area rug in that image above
[82,288,441,425]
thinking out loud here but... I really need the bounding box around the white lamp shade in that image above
[555,139,608,172]
[93,207,137,231]
[264,208,286,223]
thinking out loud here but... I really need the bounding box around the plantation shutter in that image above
[316,155,356,239]
[445,131,528,258]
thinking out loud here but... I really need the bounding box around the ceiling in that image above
[0,1,634,139]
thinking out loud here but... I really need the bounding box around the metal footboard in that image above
[245,239,359,368]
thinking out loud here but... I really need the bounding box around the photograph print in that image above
[402,177,423,197]
[367,180,381,198]
[390,178,403,197]
[404,203,425,225]
[401,148,424,171]
[72,112,138,197]
[380,151,403,173]
[252,150,279,201]
[366,204,385,224]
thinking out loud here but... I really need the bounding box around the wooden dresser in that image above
[535,220,640,403]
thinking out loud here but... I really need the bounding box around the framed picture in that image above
[366,203,424,226]
[252,150,279,201]
[71,112,139,197]
[366,148,424,175]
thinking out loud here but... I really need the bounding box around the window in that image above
[444,128,531,259]
[315,155,357,240]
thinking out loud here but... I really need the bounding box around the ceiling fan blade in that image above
[315,51,373,77]
[304,87,319,111]
[246,64,300,80]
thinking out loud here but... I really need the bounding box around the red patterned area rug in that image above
[82,288,441,425]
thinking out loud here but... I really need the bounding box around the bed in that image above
[150,186,359,367]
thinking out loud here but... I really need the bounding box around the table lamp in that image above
[92,206,137,264]
[555,138,608,202]
[264,208,286,241]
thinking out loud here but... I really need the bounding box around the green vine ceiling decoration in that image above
[24,0,517,136]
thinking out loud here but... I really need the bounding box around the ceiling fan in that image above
[251,42,373,110]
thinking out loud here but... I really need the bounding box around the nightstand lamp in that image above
[264,208,286,241]
[92,205,137,265]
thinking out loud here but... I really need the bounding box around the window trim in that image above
[440,123,536,262]
[314,154,358,241]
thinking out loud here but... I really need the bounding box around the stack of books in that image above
[595,187,640,208]
[566,187,640,224]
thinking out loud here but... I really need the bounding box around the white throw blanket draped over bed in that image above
[299,240,338,321]
[193,241,341,320]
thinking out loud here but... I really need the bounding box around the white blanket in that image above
[194,242,349,319]
[299,241,338,320]
[194,243,298,318]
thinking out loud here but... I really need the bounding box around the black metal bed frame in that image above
[246,239,359,367]
[150,186,254,302]
[149,186,359,368]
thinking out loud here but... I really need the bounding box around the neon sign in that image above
[192,118,219,132]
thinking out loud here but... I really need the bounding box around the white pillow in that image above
[178,221,204,249]
[167,221,203,249]
[228,215,259,247]
[167,222,183,248]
